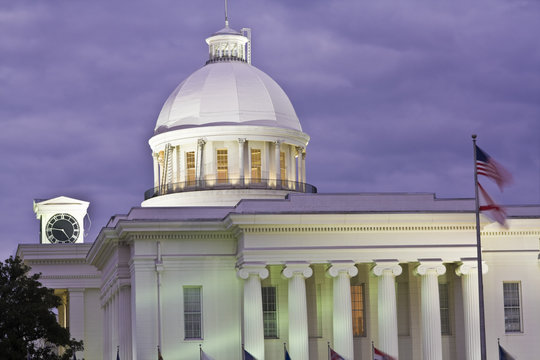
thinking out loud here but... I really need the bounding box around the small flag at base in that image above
[284,343,291,360]
[244,349,256,360]
[329,346,345,360]
[499,344,516,360]
[200,350,215,360]
[373,346,396,360]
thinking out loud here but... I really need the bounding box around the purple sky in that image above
[1,1,539,260]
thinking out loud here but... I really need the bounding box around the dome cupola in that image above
[143,19,315,208]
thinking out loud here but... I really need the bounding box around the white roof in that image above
[155,62,302,133]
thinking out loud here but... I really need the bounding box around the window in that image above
[262,286,278,338]
[183,287,202,339]
[351,284,366,337]
[503,282,522,333]
[439,283,451,335]
[186,151,195,185]
[217,149,228,183]
[280,151,286,183]
[251,149,261,183]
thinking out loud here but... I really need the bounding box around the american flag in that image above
[475,145,513,190]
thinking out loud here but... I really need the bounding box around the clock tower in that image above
[34,196,89,244]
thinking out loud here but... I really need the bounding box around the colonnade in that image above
[237,260,483,360]
[152,138,307,189]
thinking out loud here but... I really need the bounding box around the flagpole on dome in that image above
[371,341,374,360]
[472,134,487,360]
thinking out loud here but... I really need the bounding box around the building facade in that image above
[17,19,540,360]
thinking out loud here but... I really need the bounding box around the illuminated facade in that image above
[16,19,540,360]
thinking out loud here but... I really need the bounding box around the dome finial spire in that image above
[224,0,229,27]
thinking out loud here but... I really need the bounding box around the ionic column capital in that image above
[372,261,402,277]
[456,260,488,276]
[197,138,207,147]
[237,264,269,280]
[274,139,282,145]
[282,263,313,279]
[414,260,446,276]
[238,137,246,144]
[328,262,358,278]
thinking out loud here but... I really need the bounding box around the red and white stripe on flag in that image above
[475,145,513,190]
[373,346,396,360]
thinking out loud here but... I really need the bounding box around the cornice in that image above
[481,230,540,236]
[129,232,234,241]
[41,274,100,280]
[27,259,88,265]
[241,225,476,233]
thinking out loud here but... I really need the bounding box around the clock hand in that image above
[52,227,70,239]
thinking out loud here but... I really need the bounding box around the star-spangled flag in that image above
[478,182,508,226]
[329,347,345,360]
[498,344,516,360]
[373,346,396,360]
[475,145,513,190]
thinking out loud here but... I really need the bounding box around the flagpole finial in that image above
[472,134,477,139]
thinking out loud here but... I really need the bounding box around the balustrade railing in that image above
[144,178,317,200]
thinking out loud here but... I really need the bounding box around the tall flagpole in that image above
[472,134,487,360]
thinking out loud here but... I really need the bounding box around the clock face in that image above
[45,213,80,244]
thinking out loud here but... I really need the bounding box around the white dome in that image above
[154,62,302,133]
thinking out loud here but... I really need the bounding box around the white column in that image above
[289,145,296,185]
[68,288,85,359]
[274,140,281,187]
[103,299,109,359]
[112,289,119,358]
[282,264,313,360]
[301,151,306,186]
[172,145,179,184]
[296,147,303,184]
[119,282,133,360]
[456,262,487,360]
[197,138,206,185]
[328,263,358,360]
[372,262,402,359]
[153,153,159,188]
[238,138,246,184]
[238,265,269,360]
[415,262,446,360]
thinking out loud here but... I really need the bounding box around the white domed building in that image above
[16,18,540,360]
[144,24,313,208]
